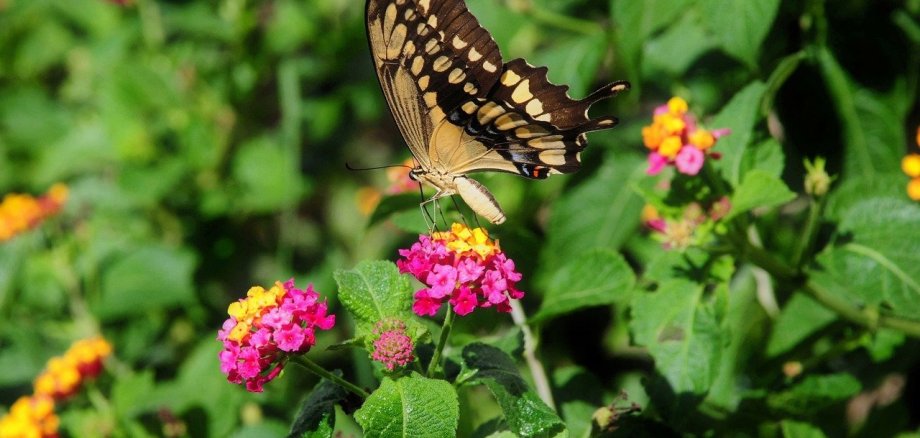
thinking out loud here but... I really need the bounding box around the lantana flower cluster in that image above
[217,280,335,392]
[370,319,415,371]
[642,97,729,176]
[902,127,920,201]
[0,184,68,242]
[642,197,732,250]
[0,337,112,438]
[397,223,524,316]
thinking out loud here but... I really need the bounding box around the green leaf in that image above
[553,367,605,438]
[461,344,566,437]
[95,245,197,320]
[699,0,780,68]
[740,138,786,180]
[817,48,904,179]
[643,10,717,76]
[765,294,837,358]
[354,373,459,437]
[825,174,904,221]
[533,32,607,98]
[630,279,722,395]
[781,420,828,438]
[540,155,647,281]
[288,377,348,438]
[726,169,796,221]
[710,82,768,186]
[334,260,418,342]
[532,249,635,323]
[809,198,920,319]
[369,193,422,227]
[232,136,306,213]
[767,374,861,416]
[111,371,157,419]
[611,0,696,84]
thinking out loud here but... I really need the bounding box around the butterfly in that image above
[366,0,629,224]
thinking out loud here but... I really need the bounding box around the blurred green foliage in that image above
[0,0,919,436]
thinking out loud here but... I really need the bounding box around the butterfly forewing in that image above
[366,0,629,222]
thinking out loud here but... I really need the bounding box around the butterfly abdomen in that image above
[454,176,506,224]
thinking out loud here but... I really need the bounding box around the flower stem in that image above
[427,306,455,377]
[791,196,823,269]
[511,300,556,410]
[290,356,369,399]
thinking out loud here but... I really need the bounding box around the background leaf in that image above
[539,155,646,283]
[532,249,635,323]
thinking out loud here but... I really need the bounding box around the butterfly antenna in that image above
[344,162,414,172]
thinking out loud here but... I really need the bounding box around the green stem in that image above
[804,281,920,338]
[729,228,799,281]
[427,306,455,377]
[290,356,369,399]
[791,196,823,269]
[730,231,920,339]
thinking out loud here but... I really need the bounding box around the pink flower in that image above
[217,280,335,392]
[675,146,705,175]
[397,223,525,317]
[371,320,415,371]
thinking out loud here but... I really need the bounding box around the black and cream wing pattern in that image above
[366,0,629,224]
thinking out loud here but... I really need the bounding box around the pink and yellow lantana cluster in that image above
[902,127,920,201]
[217,280,335,392]
[642,97,729,176]
[397,223,524,317]
[0,337,112,438]
[0,184,68,242]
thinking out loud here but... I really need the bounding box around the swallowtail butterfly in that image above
[366,0,629,224]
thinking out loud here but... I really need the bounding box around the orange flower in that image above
[0,184,68,242]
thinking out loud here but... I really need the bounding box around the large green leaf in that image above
[726,169,796,221]
[699,0,780,68]
[710,81,767,187]
[231,136,306,213]
[532,249,635,323]
[540,155,646,281]
[765,294,836,358]
[334,260,417,340]
[809,198,920,319]
[766,374,861,416]
[643,10,716,76]
[95,245,197,320]
[817,48,904,180]
[354,373,459,437]
[462,343,566,437]
[630,279,722,395]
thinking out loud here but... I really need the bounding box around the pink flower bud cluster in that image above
[370,320,415,371]
[397,223,524,317]
[217,279,335,392]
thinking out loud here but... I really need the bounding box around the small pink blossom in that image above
[647,152,668,175]
[675,146,705,175]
